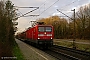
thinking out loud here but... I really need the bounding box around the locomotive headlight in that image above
[38,38,40,39]
[44,32,46,34]
[51,37,52,39]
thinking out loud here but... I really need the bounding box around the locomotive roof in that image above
[25,25,53,31]
[36,25,53,27]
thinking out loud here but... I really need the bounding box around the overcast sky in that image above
[10,0,90,33]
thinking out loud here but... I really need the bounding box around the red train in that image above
[16,22,54,48]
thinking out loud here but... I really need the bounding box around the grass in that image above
[13,43,25,60]
[76,44,90,52]
[54,39,90,43]
[54,39,90,52]
[54,41,73,48]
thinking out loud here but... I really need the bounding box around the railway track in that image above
[44,49,79,60]
[53,45,90,57]
[24,40,78,60]
[20,39,90,60]
[44,45,90,60]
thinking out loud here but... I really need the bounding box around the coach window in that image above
[38,27,44,32]
[46,27,52,32]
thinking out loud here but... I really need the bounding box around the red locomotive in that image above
[17,21,54,48]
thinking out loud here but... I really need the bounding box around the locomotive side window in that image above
[46,27,52,32]
[38,27,44,32]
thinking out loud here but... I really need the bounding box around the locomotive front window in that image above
[38,26,52,32]
[38,27,44,32]
[46,27,52,32]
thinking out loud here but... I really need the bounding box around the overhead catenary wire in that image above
[39,0,78,19]
[14,0,78,19]
[39,0,47,7]
[54,0,79,19]
[52,0,79,17]
[17,9,23,16]
[20,7,39,17]
[57,9,73,20]
[13,7,39,20]
[22,15,39,17]
[58,0,79,10]
[13,5,40,18]
[39,0,59,15]
[14,6,39,8]
[14,0,47,18]
[38,0,47,11]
